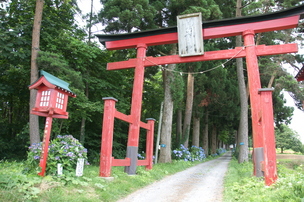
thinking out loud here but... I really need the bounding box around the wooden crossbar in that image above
[107,44,298,70]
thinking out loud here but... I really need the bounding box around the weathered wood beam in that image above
[107,43,298,70]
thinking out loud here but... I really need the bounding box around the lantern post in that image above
[29,70,76,176]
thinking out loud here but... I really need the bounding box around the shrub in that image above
[217,148,227,155]
[25,135,89,175]
[137,152,145,160]
[172,145,206,161]
[190,146,206,161]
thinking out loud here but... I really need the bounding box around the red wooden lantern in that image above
[29,70,76,118]
[29,70,76,176]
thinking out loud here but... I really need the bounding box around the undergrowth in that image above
[0,157,206,202]
[4,153,302,202]
[224,157,304,202]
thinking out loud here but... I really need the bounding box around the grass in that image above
[223,157,304,202]
[0,157,214,202]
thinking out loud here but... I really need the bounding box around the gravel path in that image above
[117,151,232,202]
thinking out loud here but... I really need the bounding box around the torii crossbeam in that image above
[97,5,304,185]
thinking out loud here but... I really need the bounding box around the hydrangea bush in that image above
[172,144,206,161]
[26,135,89,175]
[210,148,227,157]
[217,148,227,155]
[137,151,145,160]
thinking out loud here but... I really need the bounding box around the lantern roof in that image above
[29,70,76,97]
[295,65,304,82]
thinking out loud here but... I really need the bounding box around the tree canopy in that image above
[276,125,304,154]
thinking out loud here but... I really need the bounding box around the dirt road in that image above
[117,152,232,202]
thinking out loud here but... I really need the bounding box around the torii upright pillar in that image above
[125,44,147,174]
[243,30,264,177]
[243,30,278,182]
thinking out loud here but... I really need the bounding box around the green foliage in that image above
[0,160,43,200]
[224,157,304,202]
[0,156,207,202]
[99,0,158,32]
[273,92,294,126]
[168,0,222,24]
[170,70,185,108]
[276,125,304,154]
[25,135,89,175]
[0,0,88,161]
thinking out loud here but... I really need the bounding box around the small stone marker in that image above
[57,163,63,175]
[76,158,85,176]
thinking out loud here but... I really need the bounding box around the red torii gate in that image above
[97,5,304,185]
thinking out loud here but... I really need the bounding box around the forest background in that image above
[0,0,304,164]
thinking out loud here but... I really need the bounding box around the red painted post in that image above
[38,116,53,177]
[145,118,155,170]
[100,97,117,177]
[125,44,147,175]
[259,88,278,185]
[243,30,264,177]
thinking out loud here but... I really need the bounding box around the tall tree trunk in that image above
[202,110,209,156]
[80,81,89,145]
[182,71,194,148]
[211,125,217,154]
[176,109,182,147]
[80,116,86,144]
[159,45,177,163]
[29,0,44,144]
[80,0,94,145]
[236,0,249,163]
[192,116,200,147]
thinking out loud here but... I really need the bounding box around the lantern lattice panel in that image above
[40,90,51,107]
[56,92,65,110]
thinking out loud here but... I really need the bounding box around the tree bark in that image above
[29,0,44,144]
[202,110,209,156]
[159,45,177,163]
[182,71,194,148]
[211,125,217,154]
[236,0,249,163]
[176,109,182,147]
[80,81,89,145]
[80,0,94,145]
[80,117,86,144]
[192,116,200,147]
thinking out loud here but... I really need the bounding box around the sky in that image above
[76,1,304,143]
[284,92,304,143]
[76,0,103,35]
